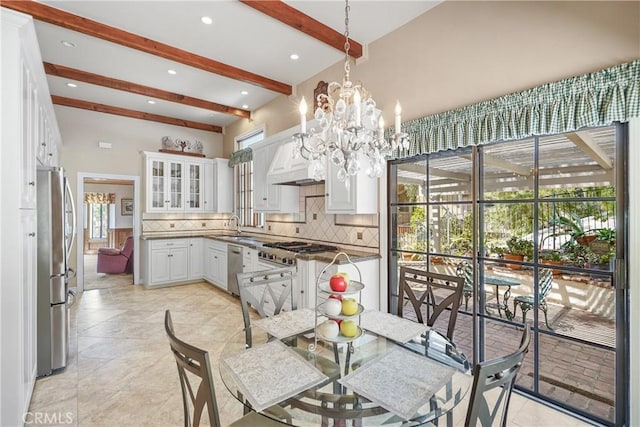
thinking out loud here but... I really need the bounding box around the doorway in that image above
[75,172,141,292]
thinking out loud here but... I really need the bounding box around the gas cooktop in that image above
[262,241,338,254]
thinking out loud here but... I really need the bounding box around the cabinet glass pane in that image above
[151,161,165,208]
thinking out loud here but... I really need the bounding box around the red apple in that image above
[329,274,347,292]
[328,294,343,301]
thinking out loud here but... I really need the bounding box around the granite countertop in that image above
[140,231,380,263]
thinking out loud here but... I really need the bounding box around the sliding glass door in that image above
[388,123,627,425]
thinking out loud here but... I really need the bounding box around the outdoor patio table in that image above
[219,313,472,426]
[485,275,521,319]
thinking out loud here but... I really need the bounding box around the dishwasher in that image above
[227,244,244,296]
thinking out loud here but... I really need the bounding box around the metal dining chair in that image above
[164,310,285,427]
[398,266,464,341]
[513,268,554,329]
[464,324,531,426]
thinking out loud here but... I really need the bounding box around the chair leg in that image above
[464,292,470,311]
[520,304,530,325]
[540,302,553,330]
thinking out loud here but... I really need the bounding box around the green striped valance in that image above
[390,60,640,159]
[228,147,253,167]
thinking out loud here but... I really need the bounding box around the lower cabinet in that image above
[145,239,189,286]
[204,240,227,290]
[188,238,203,279]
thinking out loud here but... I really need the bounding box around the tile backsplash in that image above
[142,183,379,252]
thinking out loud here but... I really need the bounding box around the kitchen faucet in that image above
[229,214,241,235]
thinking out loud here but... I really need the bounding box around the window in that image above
[235,128,265,228]
[89,203,109,239]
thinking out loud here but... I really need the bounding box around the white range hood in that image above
[266,141,324,186]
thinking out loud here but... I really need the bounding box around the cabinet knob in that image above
[325,193,329,196]
[28,232,36,237]
[48,153,53,156]
[263,197,267,201]
[41,142,46,146]
[28,181,35,186]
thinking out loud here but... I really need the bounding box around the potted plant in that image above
[553,213,596,246]
[540,249,565,275]
[504,236,534,269]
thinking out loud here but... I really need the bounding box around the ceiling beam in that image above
[1,0,292,95]
[399,162,470,181]
[461,153,531,176]
[239,0,363,58]
[566,131,613,170]
[51,96,222,133]
[44,62,250,119]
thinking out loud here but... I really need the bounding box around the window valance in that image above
[228,147,253,167]
[392,60,640,158]
[84,192,116,204]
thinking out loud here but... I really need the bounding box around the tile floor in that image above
[28,281,594,426]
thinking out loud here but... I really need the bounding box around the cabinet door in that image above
[169,246,189,282]
[325,162,356,212]
[167,160,185,211]
[147,158,167,211]
[188,238,203,279]
[21,210,37,398]
[203,161,214,212]
[253,145,270,211]
[204,246,216,282]
[185,161,203,211]
[150,248,171,283]
[20,62,36,209]
[215,251,228,290]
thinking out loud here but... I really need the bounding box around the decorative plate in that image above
[316,326,364,343]
[318,280,364,295]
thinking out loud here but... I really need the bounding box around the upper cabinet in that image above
[143,152,232,213]
[325,159,378,215]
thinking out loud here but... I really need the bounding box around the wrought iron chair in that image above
[397,266,464,341]
[163,310,285,427]
[465,324,531,426]
[512,268,554,329]
[455,260,474,311]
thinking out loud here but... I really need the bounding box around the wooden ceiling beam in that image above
[44,62,249,119]
[51,96,222,133]
[1,0,292,95]
[566,131,613,170]
[240,0,363,58]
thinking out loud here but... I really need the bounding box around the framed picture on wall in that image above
[121,198,133,216]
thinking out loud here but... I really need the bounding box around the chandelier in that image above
[292,0,409,184]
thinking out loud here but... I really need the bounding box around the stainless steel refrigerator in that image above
[36,167,76,377]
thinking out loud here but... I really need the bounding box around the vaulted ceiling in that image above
[2,0,440,133]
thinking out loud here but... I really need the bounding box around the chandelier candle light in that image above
[292,0,409,185]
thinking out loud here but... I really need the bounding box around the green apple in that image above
[341,298,358,316]
[340,320,359,338]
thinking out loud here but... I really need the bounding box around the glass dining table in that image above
[219,313,472,426]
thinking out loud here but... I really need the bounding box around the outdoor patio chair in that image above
[455,260,474,310]
[398,266,464,341]
[163,310,287,427]
[512,268,554,329]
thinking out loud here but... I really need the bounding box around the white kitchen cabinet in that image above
[146,239,189,286]
[204,240,227,290]
[188,238,203,279]
[144,153,186,212]
[1,9,59,426]
[325,161,378,214]
[252,140,299,213]
[204,158,233,213]
[185,161,204,211]
[242,247,259,272]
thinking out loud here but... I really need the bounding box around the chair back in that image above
[465,325,531,427]
[397,266,464,341]
[236,267,297,347]
[121,236,134,259]
[538,268,553,300]
[455,260,473,288]
[164,310,221,427]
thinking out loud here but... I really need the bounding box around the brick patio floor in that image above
[403,299,616,424]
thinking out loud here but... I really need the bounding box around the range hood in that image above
[266,141,324,186]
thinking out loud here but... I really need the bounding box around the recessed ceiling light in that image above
[167,69,177,75]
[147,100,156,104]
[242,104,249,109]
[290,53,300,60]
[201,16,213,25]
[61,40,76,48]
[240,90,248,95]
[66,83,77,88]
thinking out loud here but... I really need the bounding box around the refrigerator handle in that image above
[66,267,76,281]
[65,178,76,258]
